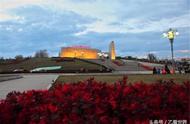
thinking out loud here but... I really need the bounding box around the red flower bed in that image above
[0,77,189,124]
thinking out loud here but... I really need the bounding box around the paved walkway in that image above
[0,71,153,99]
[0,74,58,99]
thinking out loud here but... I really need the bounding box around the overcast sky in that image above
[0,0,189,59]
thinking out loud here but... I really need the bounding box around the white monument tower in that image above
[109,41,116,60]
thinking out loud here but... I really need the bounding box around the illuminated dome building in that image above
[59,46,101,59]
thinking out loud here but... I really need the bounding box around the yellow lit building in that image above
[59,41,116,60]
[59,46,100,59]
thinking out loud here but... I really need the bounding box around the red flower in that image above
[100,116,110,124]
[109,99,117,109]
[123,86,133,95]
[47,104,58,113]
[129,103,139,111]
[0,78,189,123]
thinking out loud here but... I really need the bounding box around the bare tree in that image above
[34,50,49,58]
[15,55,24,61]
[0,57,4,62]
[147,53,157,62]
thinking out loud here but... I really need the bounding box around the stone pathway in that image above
[0,74,58,99]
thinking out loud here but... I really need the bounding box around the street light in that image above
[163,28,179,63]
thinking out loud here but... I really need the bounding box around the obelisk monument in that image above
[109,41,116,60]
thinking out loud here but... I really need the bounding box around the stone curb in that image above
[0,75,23,82]
[46,75,59,90]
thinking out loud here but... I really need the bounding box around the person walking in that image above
[157,68,161,74]
[153,67,157,74]
[162,68,166,75]
[165,65,170,74]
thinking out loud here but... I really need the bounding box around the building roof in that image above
[61,46,101,52]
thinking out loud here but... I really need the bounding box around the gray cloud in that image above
[0,0,189,58]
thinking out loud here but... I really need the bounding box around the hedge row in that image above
[0,77,189,124]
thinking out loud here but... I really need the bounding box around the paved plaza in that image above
[0,74,59,99]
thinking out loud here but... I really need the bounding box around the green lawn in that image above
[55,74,190,84]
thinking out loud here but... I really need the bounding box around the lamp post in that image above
[163,28,179,64]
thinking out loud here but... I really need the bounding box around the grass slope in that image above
[0,58,105,72]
